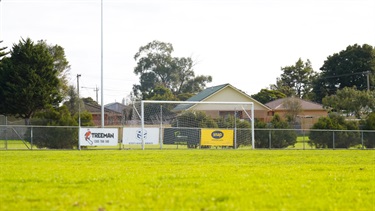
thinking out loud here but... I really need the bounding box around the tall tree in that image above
[38,40,71,96]
[63,85,83,115]
[270,77,295,97]
[0,38,63,124]
[133,40,212,100]
[147,85,178,101]
[278,58,315,98]
[82,97,99,106]
[0,41,7,117]
[0,41,9,62]
[322,87,375,119]
[251,89,286,104]
[62,85,94,127]
[312,44,375,103]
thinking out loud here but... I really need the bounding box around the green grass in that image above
[0,140,31,150]
[0,150,374,210]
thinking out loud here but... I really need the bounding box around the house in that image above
[84,103,123,126]
[105,102,129,114]
[179,83,272,121]
[265,97,328,129]
[105,102,132,125]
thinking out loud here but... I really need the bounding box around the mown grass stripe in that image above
[0,150,373,210]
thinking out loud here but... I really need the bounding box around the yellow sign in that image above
[200,129,234,146]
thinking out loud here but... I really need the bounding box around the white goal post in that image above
[136,100,255,150]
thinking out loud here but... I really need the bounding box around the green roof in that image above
[173,84,229,111]
[186,83,229,101]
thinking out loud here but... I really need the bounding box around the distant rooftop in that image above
[265,97,325,110]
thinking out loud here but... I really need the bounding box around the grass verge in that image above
[0,150,374,210]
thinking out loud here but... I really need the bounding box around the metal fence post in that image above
[302,129,305,150]
[269,130,271,149]
[234,110,237,149]
[361,131,364,150]
[160,105,163,150]
[31,127,33,150]
[5,125,8,150]
[332,131,335,150]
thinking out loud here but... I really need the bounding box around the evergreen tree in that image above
[0,38,62,124]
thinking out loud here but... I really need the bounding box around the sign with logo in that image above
[163,128,200,145]
[122,128,159,145]
[79,128,118,146]
[200,129,234,146]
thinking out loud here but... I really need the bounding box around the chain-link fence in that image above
[0,124,374,150]
[254,128,374,150]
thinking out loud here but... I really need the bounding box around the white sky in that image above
[1,0,374,105]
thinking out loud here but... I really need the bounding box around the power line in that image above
[81,86,99,103]
[321,71,371,79]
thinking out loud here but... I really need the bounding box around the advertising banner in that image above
[200,129,234,146]
[163,128,200,146]
[122,128,159,145]
[79,128,118,146]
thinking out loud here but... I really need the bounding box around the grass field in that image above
[0,149,374,210]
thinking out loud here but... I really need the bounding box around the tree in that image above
[171,111,218,128]
[270,77,295,97]
[322,87,375,119]
[82,97,99,106]
[254,114,297,148]
[38,40,71,96]
[312,44,375,103]
[0,40,9,60]
[63,85,82,115]
[216,115,252,148]
[362,112,375,148]
[176,93,194,101]
[251,89,286,104]
[283,97,302,123]
[147,85,178,101]
[0,38,63,124]
[133,40,212,100]
[27,105,78,149]
[62,85,94,126]
[277,58,316,98]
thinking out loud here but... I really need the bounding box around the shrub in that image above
[171,111,218,128]
[308,113,360,148]
[26,105,83,149]
[363,112,375,148]
[254,115,297,148]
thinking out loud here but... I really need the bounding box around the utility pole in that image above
[77,74,81,127]
[81,86,99,103]
[77,74,81,150]
[100,0,104,128]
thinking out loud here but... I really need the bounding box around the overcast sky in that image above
[1,0,374,105]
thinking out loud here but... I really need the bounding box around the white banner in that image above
[79,128,118,146]
[122,128,159,145]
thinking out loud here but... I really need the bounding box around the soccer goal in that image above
[125,100,255,150]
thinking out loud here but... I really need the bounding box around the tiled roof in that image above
[84,103,121,114]
[265,97,325,110]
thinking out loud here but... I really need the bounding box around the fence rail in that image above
[0,125,374,150]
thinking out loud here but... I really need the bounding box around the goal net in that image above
[124,100,254,150]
